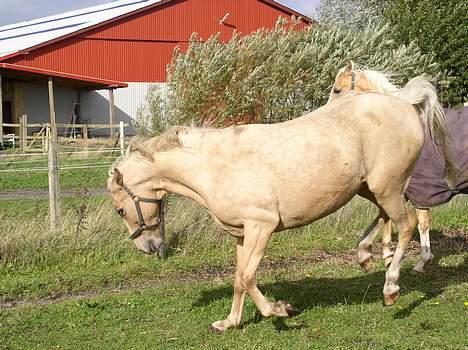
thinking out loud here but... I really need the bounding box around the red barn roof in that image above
[0,0,312,83]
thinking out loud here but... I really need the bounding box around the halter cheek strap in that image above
[121,184,163,240]
[350,71,356,94]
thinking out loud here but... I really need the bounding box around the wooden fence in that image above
[2,116,129,154]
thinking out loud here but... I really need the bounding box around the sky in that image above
[0,0,320,26]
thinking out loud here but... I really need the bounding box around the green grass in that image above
[0,194,466,349]
[1,257,466,349]
[1,196,467,301]
[0,155,112,191]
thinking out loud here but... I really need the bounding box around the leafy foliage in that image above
[136,19,441,133]
[318,0,467,107]
[382,0,468,107]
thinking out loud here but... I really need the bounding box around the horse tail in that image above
[396,76,458,186]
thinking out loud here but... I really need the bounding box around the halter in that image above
[121,184,164,240]
[350,70,356,94]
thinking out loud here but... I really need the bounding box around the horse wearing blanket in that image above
[329,61,465,273]
[108,85,452,331]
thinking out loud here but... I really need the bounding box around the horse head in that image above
[328,60,374,103]
[107,149,166,258]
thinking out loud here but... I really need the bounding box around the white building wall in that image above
[23,81,163,137]
[81,82,165,136]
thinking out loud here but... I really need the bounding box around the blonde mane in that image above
[360,70,400,94]
[109,126,186,175]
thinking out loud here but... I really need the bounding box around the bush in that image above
[137,19,442,134]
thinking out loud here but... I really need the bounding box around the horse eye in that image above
[117,208,125,217]
[333,87,341,94]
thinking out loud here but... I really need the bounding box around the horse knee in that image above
[239,272,255,290]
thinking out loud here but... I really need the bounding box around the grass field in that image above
[0,191,467,349]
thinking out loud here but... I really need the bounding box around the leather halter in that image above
[121,184,163,240]
[350,70,356,94]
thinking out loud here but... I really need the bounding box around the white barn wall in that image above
[23,81,164,137]
[81,82,166,136]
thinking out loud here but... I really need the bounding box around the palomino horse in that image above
[108,90,452,332]
[329,61,463,273]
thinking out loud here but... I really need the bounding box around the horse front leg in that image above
[413,209,433,273]
[210,220,299,332]
[210,238,247,332]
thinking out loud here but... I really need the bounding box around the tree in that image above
[317,0,467,107]
[383,0,467,107]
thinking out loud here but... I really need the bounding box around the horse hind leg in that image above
[357,185,391,271]
[378,195,418,305]
[413,209,433,273]
[357,210,388,272]
[382,220,394,268]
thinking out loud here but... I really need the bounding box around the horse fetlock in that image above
[357,248,373,272]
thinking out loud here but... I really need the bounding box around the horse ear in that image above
[113,168,124,187]
[345,60,355,73]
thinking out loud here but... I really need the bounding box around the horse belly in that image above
[276,162,363,229]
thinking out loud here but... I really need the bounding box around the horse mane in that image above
[360,70,400,94]
[109,126,187,175]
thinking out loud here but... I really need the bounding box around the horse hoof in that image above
[359,256,373,272]
[412,266,425,274]
[209,325,223,333]
[284,303,301,317]
[384,291,400,306]
[274,300,301,317]
[209,321,229,333]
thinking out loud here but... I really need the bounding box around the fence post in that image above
[108,89,115,139]
[48,77,61,232]
[45,125,50,153]
[19,114,28,151]
[119,121,125,155]
[83,123,89,154]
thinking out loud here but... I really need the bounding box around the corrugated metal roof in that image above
[0,0,163,57]
[0,0,310,60]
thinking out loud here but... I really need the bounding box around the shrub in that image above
[136,19,442,134]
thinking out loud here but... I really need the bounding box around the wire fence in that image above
[0,148,119,174]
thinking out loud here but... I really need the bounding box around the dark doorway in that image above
[2,101,13,134]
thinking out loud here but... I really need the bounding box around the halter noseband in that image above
[121,184,163,240]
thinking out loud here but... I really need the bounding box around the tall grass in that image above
[1,195,467,271]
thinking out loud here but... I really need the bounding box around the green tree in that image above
[383,0,467,107]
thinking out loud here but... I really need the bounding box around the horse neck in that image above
[153,148,209,208]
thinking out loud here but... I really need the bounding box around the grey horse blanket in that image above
[406,106,468,208]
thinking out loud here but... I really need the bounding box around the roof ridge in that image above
[0,0,149,32]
